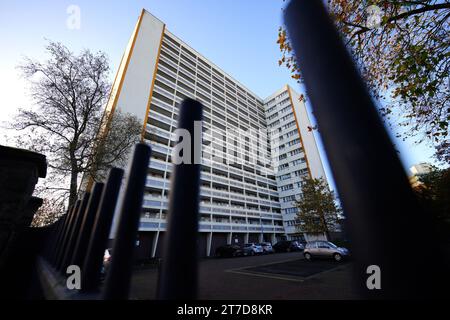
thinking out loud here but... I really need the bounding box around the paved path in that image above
[130,252,358,299]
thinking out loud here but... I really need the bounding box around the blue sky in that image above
[0,0,440,191]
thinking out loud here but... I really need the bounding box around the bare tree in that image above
[12,41,141,209]
[84,108,142,183]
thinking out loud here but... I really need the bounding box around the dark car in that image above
[215,244,243,258]
[273,240,304,252]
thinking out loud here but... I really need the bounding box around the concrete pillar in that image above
[151,231,160,258]
[206,232,212,257]
[258,233,264,243]
[244,233,249,244]
[227,232,232,244]
[271,233,276,244]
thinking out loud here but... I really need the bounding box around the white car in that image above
[244,243,263,255]
[259,242,274,254]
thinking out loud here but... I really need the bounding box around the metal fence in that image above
[33,98,202,299]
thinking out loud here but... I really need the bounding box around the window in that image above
[278,173,291,181]
[280,184,293,191]
[281,195,296,202]
[283,121,296,130]
[292,158,306,166]
[287,138,300,146]
[285,129,297,139]
[283,207,298,214]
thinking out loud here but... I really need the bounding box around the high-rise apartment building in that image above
[264,87,326,239]
[103,9,326,259]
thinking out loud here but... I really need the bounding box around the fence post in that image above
[54,200,80,268]
[157,98,203,300]
[51,204,75,265]
[81,168,123,292]
[46,213,66,261]
[71,183,104,268]
[58,193,90,272]
[102,144,152,299]
[283,0,445,298]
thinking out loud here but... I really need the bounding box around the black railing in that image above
[157,98,202,300]
[82,168,123,292]
[102,143,152,299]
[32,98,203,300]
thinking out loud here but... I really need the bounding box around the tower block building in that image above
[102,9,326,258]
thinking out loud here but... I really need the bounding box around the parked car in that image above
[303,241,349,262]
[243,243,263,255]
[273,240,304,252]
[259,242,274,254]
[215,244,243,258]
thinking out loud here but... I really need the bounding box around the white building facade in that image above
[264,86,326,240]
[103,10,327,258]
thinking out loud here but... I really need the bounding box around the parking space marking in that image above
[224,257,303,273]
[224,257,350,283]
[301,263,349,281]
[225,269,305,282]
[224,257,305,282]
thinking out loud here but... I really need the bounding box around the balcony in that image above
[157,63,178,81]
[159,54,179,70]
[145,177,169,189]
[148,110,176,127]
[146,125,171,140]
[149,142,171,155]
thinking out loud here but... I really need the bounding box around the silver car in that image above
[303,241,349,262]
[259,242,274,254]
[244,243,264,255]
